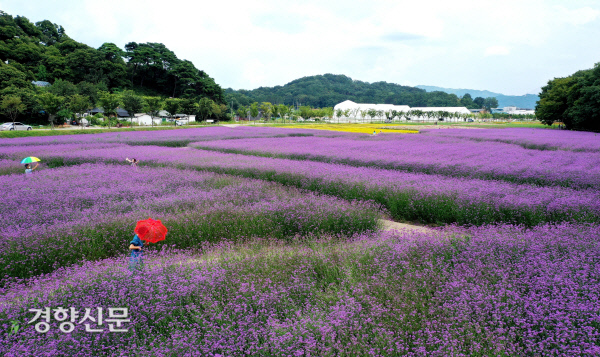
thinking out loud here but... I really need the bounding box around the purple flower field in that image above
[0,126,340,147]
[3,141,596,226]
[0,159,23,175]
[193,133,600,189]
[1,126,599,355]
[0,163,380,280]
[1,223,599,356]
[423,127,600,152]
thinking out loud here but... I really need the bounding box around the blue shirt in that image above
[130,235,143,257]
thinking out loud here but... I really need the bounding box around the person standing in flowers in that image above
[128,234,148,272]
[24,163,38,175]
[125,157,139,169]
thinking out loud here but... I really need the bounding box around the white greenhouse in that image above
[332,100,471,122]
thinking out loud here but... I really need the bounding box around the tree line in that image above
[536,62,600,131]
[0,84,230,128]
[225,74,499,110]
[230,101,533,123]
[234,102,333,121]
[0,11,225,123]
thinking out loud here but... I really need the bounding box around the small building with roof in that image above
[88,108,131,117]
[32,81,51,87]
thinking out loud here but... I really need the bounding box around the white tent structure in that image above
[332,100,410,122]
[332,100,471,122]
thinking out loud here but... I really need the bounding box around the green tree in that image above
[179,99,197,116]
[460,93,475,108]
[197,97,214,122]
[0,86,39,123]
[0,65,31,90]
[536,77,574,127]
[278,104,290,123]
[219,104,228,121]
[299,106,312,120]
[35,19,64,45]
[0,95,26,127]
[236,105,247,120]
[121,90,145,126]
[49,79,78,97]
[145,97,163,127]
[37,92,64,129]
[76,82,104,104]
[385,110,395,122]
[260,102,273,121]
[98,91,121,128]
[68,94,90,129]
[323,107,334,121]
[271,104,279,121]
[483,97,499,112]
[164,98,182,124]
[563,64,600,131]
[98,43,125,62]
[367,109,378,122]
[211,102,222,120]
[56,108,73,123]
[36,64,48,81]
[473,97,485,108]
[249,102,259,119]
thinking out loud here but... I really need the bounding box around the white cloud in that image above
[557,5,600,25]
[484,46,510,57]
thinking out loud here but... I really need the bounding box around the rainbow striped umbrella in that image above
[20,157,41,164]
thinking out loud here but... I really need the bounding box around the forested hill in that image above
[225,74,466,109]
[416,85,539,109]
[0,11,224,102]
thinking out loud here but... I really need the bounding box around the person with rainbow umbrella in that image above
[21,157,40,175]
[128,218,168,273]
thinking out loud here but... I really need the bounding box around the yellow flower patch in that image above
[278,123,419,134]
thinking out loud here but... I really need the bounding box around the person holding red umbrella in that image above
[128,234,149,272]
[128,218,168,273]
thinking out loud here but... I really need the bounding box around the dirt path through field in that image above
[379,219,435,233]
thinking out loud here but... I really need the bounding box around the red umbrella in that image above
[135,218,168,243]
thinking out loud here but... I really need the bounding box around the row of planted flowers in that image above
[0,126,337,147]
[0,163,380,280]
[1,223,599,356]
[2,143,598,227]
[4,126,599,189]
[192,134,600,189]
[422,127,600,152]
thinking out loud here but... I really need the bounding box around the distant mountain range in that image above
[416,85,539,109]
[227,74,491,109]
[225,74,541,110]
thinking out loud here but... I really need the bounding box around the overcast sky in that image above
[1,0,599,95]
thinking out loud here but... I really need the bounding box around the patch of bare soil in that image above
[379,219,435,233]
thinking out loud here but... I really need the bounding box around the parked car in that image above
[174,120,187,126]
[0,122,32,131]
[70,119,90,127]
